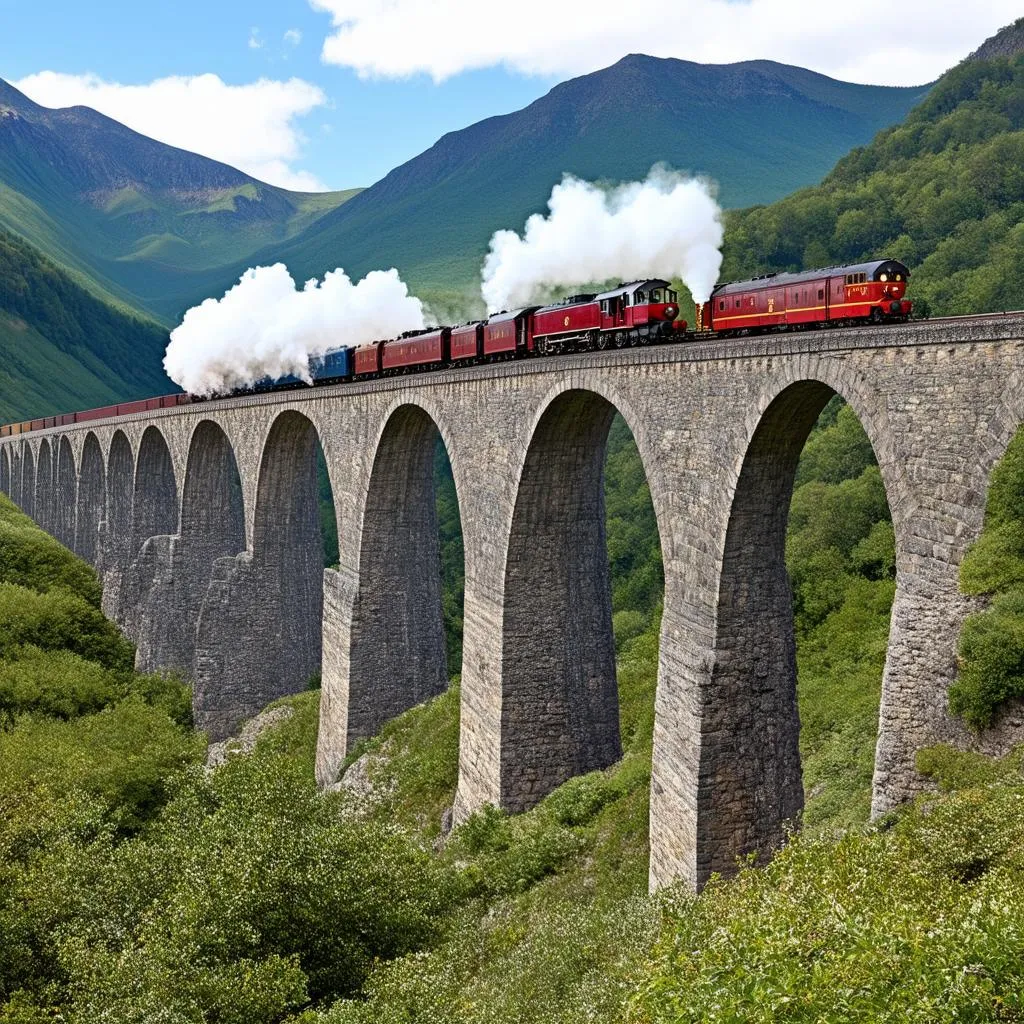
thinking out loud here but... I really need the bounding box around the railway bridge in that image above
[2,315,1023,891]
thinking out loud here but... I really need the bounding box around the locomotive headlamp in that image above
[880,273,888,282]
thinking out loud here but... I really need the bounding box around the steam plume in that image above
[164,264,426,395]
[481,166,723,311]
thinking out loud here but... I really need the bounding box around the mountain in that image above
[968,16,1024,62]
[0,78,358,323]
[0,230,172,421]
[252,55,931,310]
[720,21,1024,317]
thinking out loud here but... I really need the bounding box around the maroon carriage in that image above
[450,322,484,363]
[696,259,911,334]
[382,328,451,373]
[483,308,537,358]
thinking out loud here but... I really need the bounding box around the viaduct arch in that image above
[3,317,1023,892]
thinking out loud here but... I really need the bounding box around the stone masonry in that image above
[3,315,1024,892]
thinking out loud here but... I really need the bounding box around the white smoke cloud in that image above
[164,264,426,395]
[481,168,724,312]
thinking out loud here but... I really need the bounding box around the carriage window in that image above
[669,289,677,302]
[735,299,741,308]
[719,301,725,311]
[635,291,645,303]
[818,289,824,300]
[650,288,663,302]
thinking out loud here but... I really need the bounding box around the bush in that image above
[0,583,134,672]
[951,592,1024,728]
[0,512,101,605]
[0,646,123,723]
[953,426,1024,727]
[635,779,1024,1022]
[0,698,204,834]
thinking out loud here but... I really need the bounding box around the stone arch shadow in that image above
[53,436,77,549]
[680,370,904,887]
[101,431,135,620]
[0,446,9,496]
[20,445,36,520]
[119,426,178,641]
[195,410,324,740]
[34,439,54,533]
[494,382,670,815]
[316,398,465,786]
[135,420,246,679]
[76,433,106,567]
[10,448,22,507]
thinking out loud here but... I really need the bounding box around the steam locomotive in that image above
[0,259,911,437]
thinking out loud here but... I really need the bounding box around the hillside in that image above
[721,28,1024,315]
[251,55,930,311]
[969,16,1024,61]
[0,230,172,421]
[0,78,358,323]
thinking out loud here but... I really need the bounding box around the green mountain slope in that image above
[721,20,1024,315]
[0,79,358,323]
[254,55,930,309]
[0,230,172,421]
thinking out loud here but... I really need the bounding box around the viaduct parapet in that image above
[3,317,1023,892]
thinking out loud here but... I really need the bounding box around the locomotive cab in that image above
[629,281,679,325]
[841,259,912,320]
[597,279,681,333]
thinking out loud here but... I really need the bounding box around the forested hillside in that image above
[0,78,357,323]
[0,230,172,421]
[721,35,1024,316]
[255,55,928,311]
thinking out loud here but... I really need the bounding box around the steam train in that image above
[0,259,911,437]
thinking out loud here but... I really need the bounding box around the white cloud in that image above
[310,0,1022,86]
[13,71,330,191]
[248,26,264,49]
[284,28,303,45]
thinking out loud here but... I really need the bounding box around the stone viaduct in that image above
[2,316,1023,892]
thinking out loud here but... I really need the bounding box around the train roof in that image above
[486,306,539,324]
[595,279,671,300]
[712,259,910,296]
[534,280,673,313]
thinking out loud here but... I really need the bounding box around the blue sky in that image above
[1,0,1019,193]
[0,0,557,190]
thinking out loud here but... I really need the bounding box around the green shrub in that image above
[0,646,123,723]
[125,671,194,729]
[0,698,203,834]
[953,426,1024,728]
[0,583,134,672]
[452,805,583,897]
[635,781,1024,1023]
[951,592,1024,728]
[612,609,648,651]
[0,514,101,605]
[917,743,1024,791]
